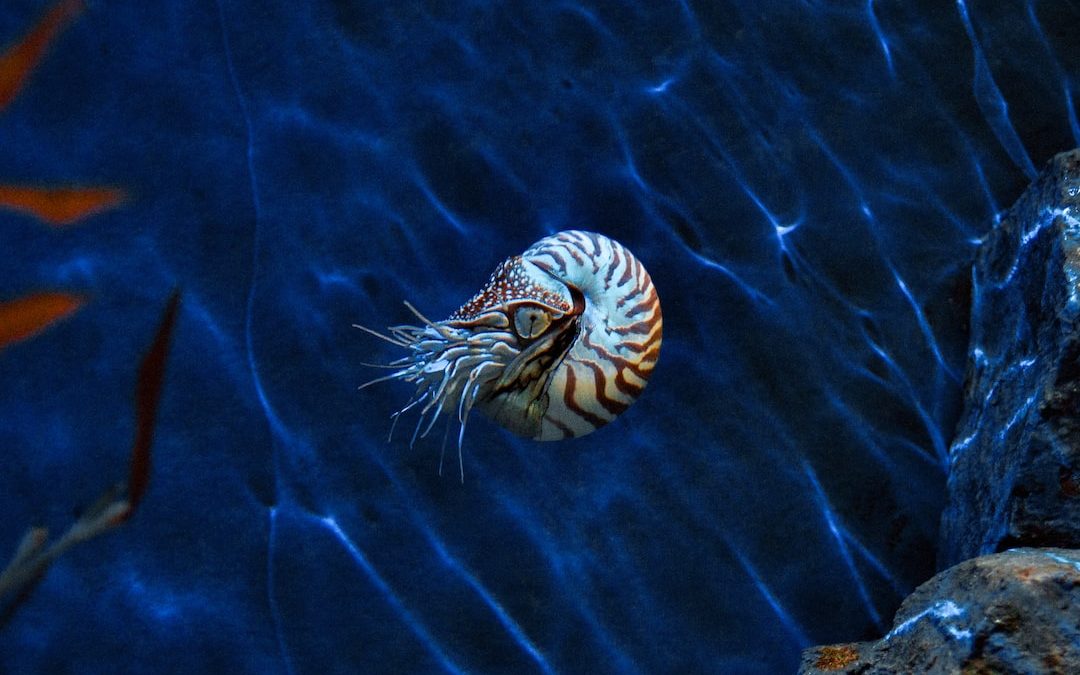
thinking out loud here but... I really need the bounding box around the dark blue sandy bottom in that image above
[1,1,1078,672]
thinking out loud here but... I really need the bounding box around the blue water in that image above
[1,1,1077,672]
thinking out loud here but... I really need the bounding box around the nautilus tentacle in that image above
[359,230,662,445]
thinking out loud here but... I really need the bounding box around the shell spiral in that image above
[365,230,661,443]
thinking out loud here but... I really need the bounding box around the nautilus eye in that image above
[512,304,552,340]
[358,230,662,454]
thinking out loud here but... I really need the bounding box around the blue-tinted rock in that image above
[798,548,1080,674]
[939,149,1080,568]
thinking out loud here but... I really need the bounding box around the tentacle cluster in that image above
[356,304,510,461]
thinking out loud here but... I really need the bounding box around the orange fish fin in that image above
[0,186,126,226]
[0,0,84,111]
[0,291,86,349]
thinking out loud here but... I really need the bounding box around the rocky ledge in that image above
[799,548,1080,674]
[940,148,1080,566]
[800,150,1080,673]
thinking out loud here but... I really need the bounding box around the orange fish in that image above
[0,291,85,349]
[0,186,126,225]
[0,0,84,111]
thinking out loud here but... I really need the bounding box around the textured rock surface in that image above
[939,150,1080,568]
[799,548,1080,674]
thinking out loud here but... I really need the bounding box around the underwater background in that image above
[1,0,1078,673]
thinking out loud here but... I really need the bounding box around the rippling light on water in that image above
[1,0,1078,672]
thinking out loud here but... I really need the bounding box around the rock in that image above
[939,149,1080,568]
[798,548,1080,674]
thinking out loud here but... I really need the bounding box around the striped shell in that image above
[359,231,661,447]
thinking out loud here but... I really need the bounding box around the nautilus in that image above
[358,230,661,458]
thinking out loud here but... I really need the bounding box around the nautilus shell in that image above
[359,230,661,447]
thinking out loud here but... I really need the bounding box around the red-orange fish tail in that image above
[0,185,126,226]
[0,0,84,111]
[0,291,86,349]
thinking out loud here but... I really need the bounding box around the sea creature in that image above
[358,230,662,469]
[0,291,85,350]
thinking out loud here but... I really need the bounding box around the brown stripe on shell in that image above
[562,241,586,267]
[562,365,609,429]
[623,286,659,318]
[616,256,635,287]
[582,232,602,276]
[582,331,659,378]
[616,267,649,308]
[605,245,621,289]
[613,367,645,398]
[578,359,632,415]
[537,248,568,276]
[609,314,659,336]
[545,415,574,439]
